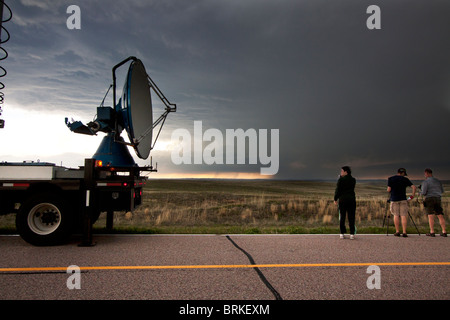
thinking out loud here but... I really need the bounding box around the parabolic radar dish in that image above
[121,59,153,160]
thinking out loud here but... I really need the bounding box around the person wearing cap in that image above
[387,168,416,237]
[421,168,447,237]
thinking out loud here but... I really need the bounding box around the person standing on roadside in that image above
[334,166,356,239]
[421,168,447,237]
[387,168,416,237]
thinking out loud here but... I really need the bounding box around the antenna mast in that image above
[0,0,12,129]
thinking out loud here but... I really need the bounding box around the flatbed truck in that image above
[0,159,151,246]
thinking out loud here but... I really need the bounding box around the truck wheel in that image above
[16,193,74,246]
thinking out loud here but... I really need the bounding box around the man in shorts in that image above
[387,168,416,237]
[421,168,447,237]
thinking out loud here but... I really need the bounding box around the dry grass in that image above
[98,179,450,234]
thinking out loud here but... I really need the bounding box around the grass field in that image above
[96,179,450,234]
[1,179,449,235]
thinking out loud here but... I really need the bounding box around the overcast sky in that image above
[1,0,450,180]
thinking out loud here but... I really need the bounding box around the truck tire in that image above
[16,193,74,246]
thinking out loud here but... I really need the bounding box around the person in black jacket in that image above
[334,166,356,239]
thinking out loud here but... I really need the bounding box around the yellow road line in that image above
[0,261,449,273]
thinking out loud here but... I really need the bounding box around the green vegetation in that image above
[1,179,449,235]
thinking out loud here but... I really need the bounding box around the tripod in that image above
[408,210,421,235]
[383,200,421,236]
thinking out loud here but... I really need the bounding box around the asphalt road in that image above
[0,233,449,302]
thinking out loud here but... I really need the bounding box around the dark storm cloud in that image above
[3,0,450,179]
